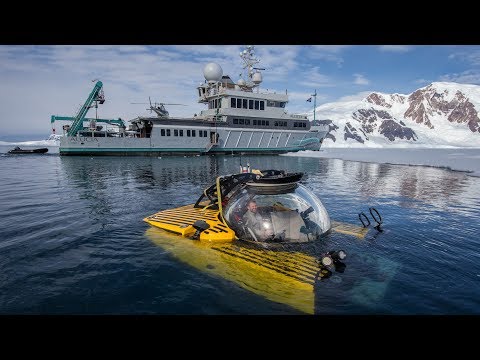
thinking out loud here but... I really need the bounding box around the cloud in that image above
[285,90,329,116]
[353,73,369,85]
[287,90,328,103]
[448,50,480,66]
[0,46,219,136]
[172,45,302,84]
[378,45,413,53]
[298,66,334,88]
[414,78,430,84]
[336,91,373,102]
[307,45,350,67]
[439,69,480,84]
[310,45,350,53]
[0,45,310,137]
[253,46,301,82]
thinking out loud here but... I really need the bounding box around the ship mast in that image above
[238,45,264,91]
[311,89,317,122]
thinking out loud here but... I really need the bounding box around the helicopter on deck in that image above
[131,97,186,118]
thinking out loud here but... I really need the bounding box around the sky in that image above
[2,44,480,140]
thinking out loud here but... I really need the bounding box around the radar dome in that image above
[252,72,263,84]
[237,78,246,86]
[203,63,223,82]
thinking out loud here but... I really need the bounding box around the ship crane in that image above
[50,115,125,128]
[67,80,105,136]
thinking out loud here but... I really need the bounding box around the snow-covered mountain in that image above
[0,133,61,147]
[309,82,480,148]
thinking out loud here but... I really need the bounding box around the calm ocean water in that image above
[1,145,479,315]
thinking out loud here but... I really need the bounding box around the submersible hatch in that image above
[144,169,331,243]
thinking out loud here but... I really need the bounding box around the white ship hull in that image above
[60,125,327,156]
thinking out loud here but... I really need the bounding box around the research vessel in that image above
[56,46,329,156]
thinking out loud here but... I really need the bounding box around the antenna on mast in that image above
[311,89,317,122]
[238,45,263,90]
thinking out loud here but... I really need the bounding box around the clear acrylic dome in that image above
[222,183,331,243]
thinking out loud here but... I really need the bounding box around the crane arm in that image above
[67,81,104,136]
[51,115,125,127]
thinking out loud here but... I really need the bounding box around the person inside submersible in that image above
[242,200,274,241]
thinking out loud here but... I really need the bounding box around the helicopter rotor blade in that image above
[159,103,187,106]
[131,101,187,106]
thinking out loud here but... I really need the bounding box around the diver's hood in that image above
[222,180,331,243]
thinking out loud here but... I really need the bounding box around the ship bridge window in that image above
[161,129,165,136]
[242,99,247,109]
[210,99,221,109]
[239,119,244,125]
[180,130,184,136]
[187,130,191,137]
[269,101,286,108]
[166,129,171,136]
[245,119,250,125]
[192,130,196,137]
[249,99,254,109]
[236,98,242,108]
[260,101,265,110]
[253,120,257,125]
[254,100,259,110]
[231,98,236,108]
[233,118,238,124]
[174,129,178,136]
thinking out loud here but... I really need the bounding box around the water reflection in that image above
[303,157,479,213]
[60,154,479,220]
